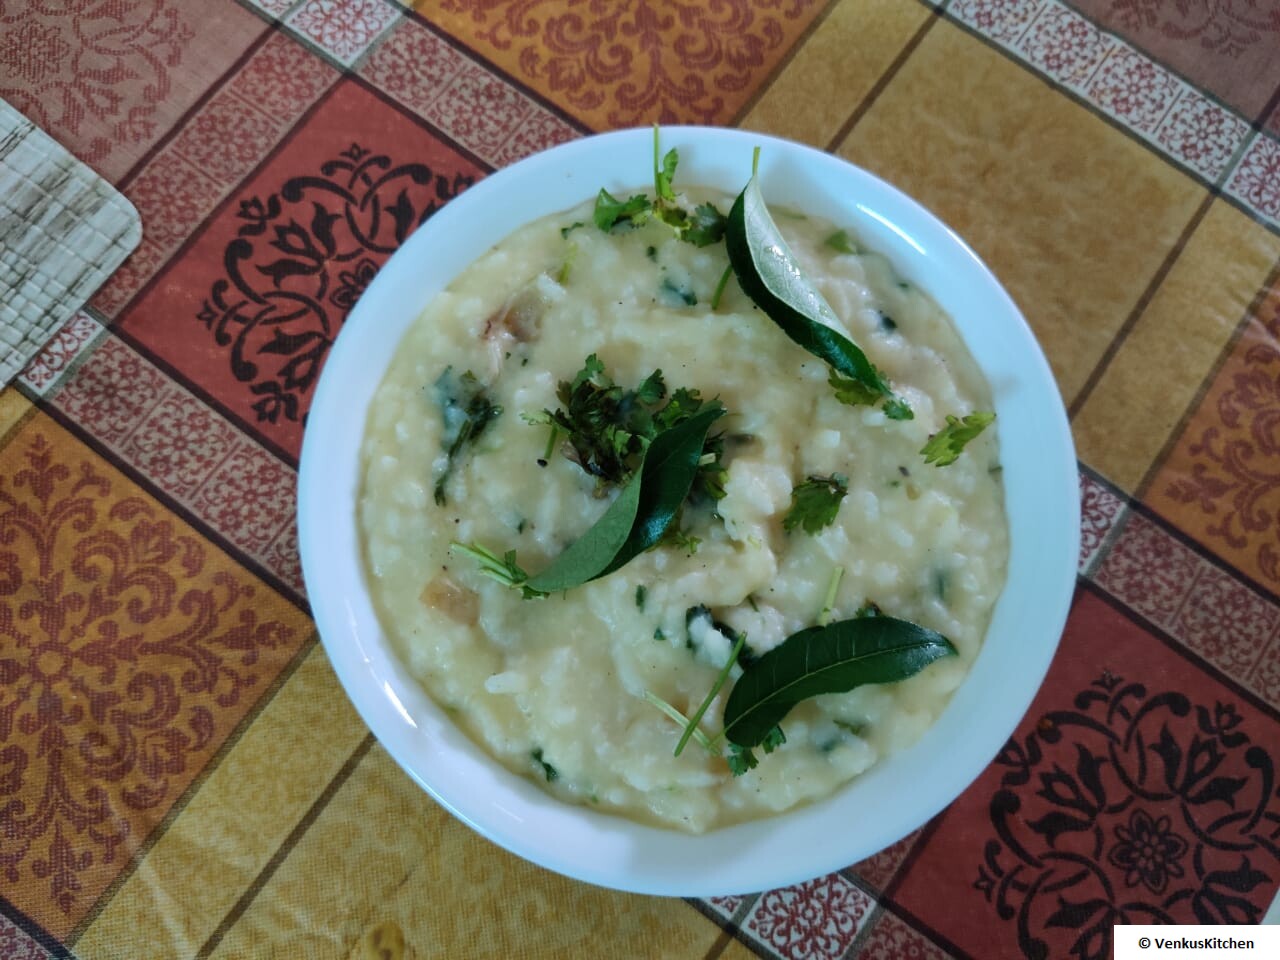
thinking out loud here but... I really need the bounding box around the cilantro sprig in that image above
[592,126,726,247]
[920,412,995,466]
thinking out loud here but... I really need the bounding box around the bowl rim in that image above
[298,125,1080,896]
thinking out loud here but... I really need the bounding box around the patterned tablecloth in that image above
[2,1,1279,958]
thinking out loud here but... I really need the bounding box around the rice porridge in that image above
[358,187,1008,833]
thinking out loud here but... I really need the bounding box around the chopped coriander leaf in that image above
[932,568,949,602]
[655,386,711,431]
[882,397,914,421]
[660,276,697,307]
[761,725,786,752]
[594,188,651,231]
[829,371,913,419]
[654,627,666,642]
[828,371,880,407]
[783,474,849,534]
[531,354,658,486]
[645,245,658,261]
[683,202,727,247]
[560,221,585,238]
[921,412,996,466]
[663,527,701,554]
[431,367,503,506]
[726,725,784,777]
[635,584,647,609]
[825,229,858,254]
[635,369,666,406]
[727,743,757,776]
[598,126,727,247]
[531,747,558,782]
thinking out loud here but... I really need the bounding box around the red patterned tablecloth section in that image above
[890,586,1280,958]
[357,16,583,167]
[91,31,340,319]
[115,79,483,463]
[45,334,303,597]
[0,0,267,182]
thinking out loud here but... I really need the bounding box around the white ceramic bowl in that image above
[298,126,1079,896]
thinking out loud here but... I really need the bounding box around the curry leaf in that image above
[726,157,910,418]
[524,406,725,593]
[723,616,956,747]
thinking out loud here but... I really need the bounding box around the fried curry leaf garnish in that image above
[529,355,726,501]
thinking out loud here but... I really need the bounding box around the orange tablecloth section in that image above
[3,1,1280,957]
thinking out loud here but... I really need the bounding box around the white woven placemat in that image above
[0,98,141,386]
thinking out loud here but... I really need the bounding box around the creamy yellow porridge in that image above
[358,179,1007,833]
